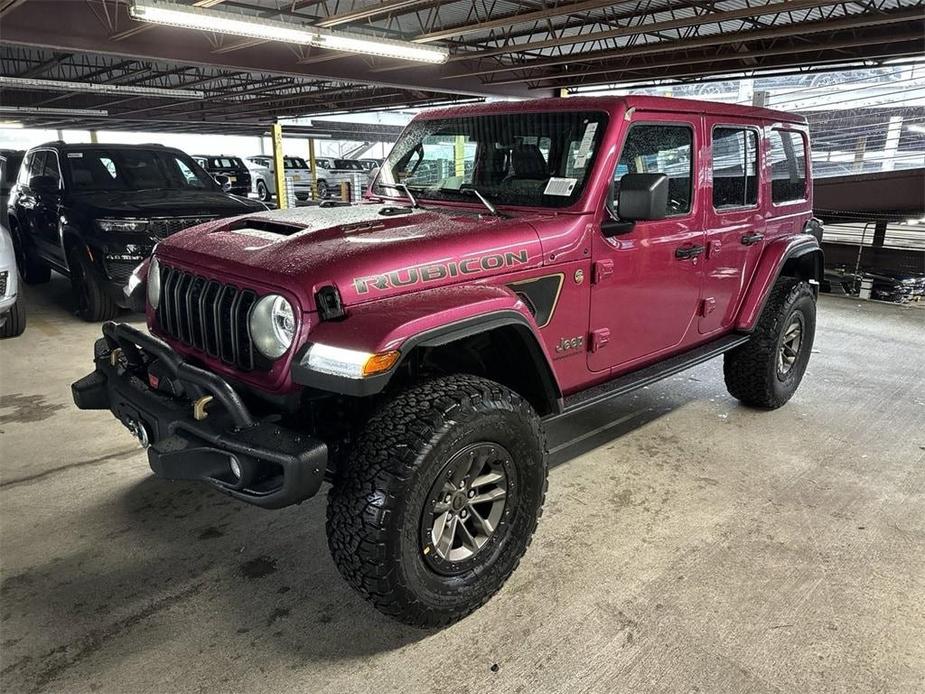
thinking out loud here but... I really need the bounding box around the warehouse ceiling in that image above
[1,0,923,133]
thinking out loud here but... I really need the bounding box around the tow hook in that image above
[126,417,150,448]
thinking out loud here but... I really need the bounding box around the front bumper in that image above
[71,322,327,509]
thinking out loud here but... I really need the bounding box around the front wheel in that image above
[256,179,270,202]
[326,375,547,627]
[0,298,26,338]
[68,247,119,322]
[724,278,816,409]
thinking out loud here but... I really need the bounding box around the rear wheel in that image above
[0,298,26,338]
[724,278,816,409]
[10,223,50,285]
[256,180,270,202]
[317,179,329,199]
[68,247,119,322]
[326,374,547,627]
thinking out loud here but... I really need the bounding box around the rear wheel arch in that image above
[780,246,823,288]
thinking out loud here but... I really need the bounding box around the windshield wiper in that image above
[465,187,506,218]
[378,182,420,209]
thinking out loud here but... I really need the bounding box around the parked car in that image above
[0,224,25,338]
[1,149,24,228]
[243,159,273,202]
[73,96,822,627]
[192,155,251,196]
[247,156,327,201]
[7,142,267,321]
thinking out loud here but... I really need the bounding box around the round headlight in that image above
[249,294,296,359]
[147,256,161,310]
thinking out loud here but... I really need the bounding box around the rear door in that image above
[699,120,766,334]
[588,115,705,372]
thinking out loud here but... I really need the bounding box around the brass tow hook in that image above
[109,347,123,367]
[193,395,214,421]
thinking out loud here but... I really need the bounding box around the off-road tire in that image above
[724,278,816,409]
[0,298,26,338]
[326,374,547,628]
[256,180,270,202]
[317,179,328,199]
[68,247,119,322]
[10,223,50,285]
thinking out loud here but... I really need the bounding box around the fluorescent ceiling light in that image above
[0,120,24,129]
[129,0,448,64]
[0,106,109,117]
[0,75,204,99]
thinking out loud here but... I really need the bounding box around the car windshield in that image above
[374,110,608,208]
[333,159,365,171]
[65,148,216,192]
[315,158,332,169]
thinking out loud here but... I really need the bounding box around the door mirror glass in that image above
[29,174,59,194]
[616,173,669,221]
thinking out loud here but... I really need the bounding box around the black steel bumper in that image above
[71,322,327,509]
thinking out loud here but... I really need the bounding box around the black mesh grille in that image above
[104,260,138,283]
[156,264,260,371]
[149,217,216,239]
[0,271,7,298]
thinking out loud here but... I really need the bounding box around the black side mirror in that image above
[213,174,232,192]
[617,173,669,221]
[29,175,59,194]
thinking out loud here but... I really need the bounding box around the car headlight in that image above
[249,294,296,359]
[303,343,400,379]
[96,218,149,233]
[147,256,162,309]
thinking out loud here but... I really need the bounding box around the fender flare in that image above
[291,286,561,413]
[736,235,823,331]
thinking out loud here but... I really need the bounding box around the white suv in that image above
[247,156,330,200]
[0,224,25,338]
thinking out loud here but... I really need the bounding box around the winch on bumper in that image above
[71,322,327,509]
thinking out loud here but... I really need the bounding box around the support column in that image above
[271,122,287,210]
[89,130,98,144]
[872,220,887,248]
[308,137,318,201]
[880,115,903,172]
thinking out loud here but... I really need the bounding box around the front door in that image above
[588,117,705,373]
[32,150,65,266]
[699,121,766,334]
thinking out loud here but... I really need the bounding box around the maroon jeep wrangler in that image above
[73,96,822,626]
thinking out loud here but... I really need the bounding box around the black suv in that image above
[7,142,267,321]
[192,155,252,196]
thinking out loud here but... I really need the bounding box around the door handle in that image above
[741,232,765,246]
[675,244,705,260]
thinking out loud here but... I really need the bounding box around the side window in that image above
[614,124,693,215]
[173,157,206,188]
[42,151,61,185]
[28,151,46,183]
[769,129,807,203]
[712,128,758,209]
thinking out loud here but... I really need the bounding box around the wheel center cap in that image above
[451,493,468,512]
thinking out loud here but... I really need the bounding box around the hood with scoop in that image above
[155,204,548,311]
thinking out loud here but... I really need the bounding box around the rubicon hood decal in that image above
[354,250,529,294]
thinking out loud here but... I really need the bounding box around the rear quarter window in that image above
[769,129,808,203]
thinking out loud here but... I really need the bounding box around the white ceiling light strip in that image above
[129,0,449,64]
[0,76,204,99]
[0,106,110,117]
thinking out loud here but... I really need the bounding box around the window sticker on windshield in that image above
[573,122,599,169]
[544,177,578,196]
[67,152,83,158]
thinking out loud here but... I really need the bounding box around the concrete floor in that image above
[1,276,923,694]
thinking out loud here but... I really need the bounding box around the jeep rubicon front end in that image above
[73,96,822,627]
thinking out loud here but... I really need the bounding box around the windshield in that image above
[333,159,365,171]
[374,110,607,208]
[65,149,216,192]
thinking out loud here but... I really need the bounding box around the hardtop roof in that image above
[415,95,806,125]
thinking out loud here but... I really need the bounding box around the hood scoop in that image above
[225,218,305,237]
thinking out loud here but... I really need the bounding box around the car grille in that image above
[0,271,7,298]
[149,217,216,239]
[105,260,138,284]
[156,264,261,371]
